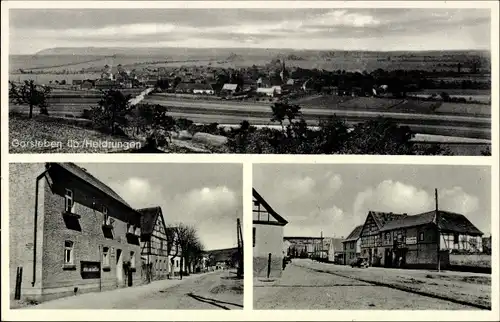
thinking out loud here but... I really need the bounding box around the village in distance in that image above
[8,8,492,155]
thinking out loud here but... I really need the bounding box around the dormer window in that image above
[134,227,141,236]
[127,224,135,234]
[65,189,74,213]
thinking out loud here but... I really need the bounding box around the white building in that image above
[253,189,288,278]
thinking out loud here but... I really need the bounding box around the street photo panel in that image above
[8,6,492,155]
[9,162,243,310]
[252,163,491,310]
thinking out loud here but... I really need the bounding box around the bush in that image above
[226,103,449,155]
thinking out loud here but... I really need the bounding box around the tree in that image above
[156,78,170,90]
[91,89,132,135]
[172,224,204,280]
[166,225,180,279]
[270,102,302,132]
[9,80,51,118]
[134,103,177,149]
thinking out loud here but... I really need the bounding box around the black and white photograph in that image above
[253,164,491,310]
[8,7,492,155]
[9,162,243,309]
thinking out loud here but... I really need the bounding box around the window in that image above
[103,207,112,226]
[253,227,256,247]
[385,232,391,242]
[454,233,459,244]
[128,224,135,234]
[64,240,74,265]
[102,247,110,267]
[419,232,425,242]
[176,259,179,268]
[65,189,74,213]
[397,233,402,242]
[130,251,135,268]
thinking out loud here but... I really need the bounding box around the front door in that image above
[116,249,123,285]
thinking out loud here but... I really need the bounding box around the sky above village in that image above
[9,8,491,54]
[78,163,242,251]
[253,164,491,239]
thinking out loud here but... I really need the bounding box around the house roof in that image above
[49,163,131,208]
[284,236,324,240]
[137,206,163,236]
[176,82,213,91]
[326,237,344,250]
[343,225,363,242]
[379,210,483,235]
[252,188,288,225]
[256,87,275,93]
[369,211,408,228]
[222,83,238,90]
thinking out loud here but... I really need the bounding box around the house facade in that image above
[9,163,143,303]
[253,189,288,278]
[342,225,362,265]
[359,210,483,269]
[326,238,345,264]
[138,206,170,282]
[165,227,184,276]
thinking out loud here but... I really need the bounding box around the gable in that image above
[153,211,168,240]
[360,213,380,237]
[252,190,288,226]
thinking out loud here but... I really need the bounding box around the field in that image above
[10,88,147,118]
[292,95,491,117]
[408,89,491,104]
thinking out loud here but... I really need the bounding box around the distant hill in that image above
[35,47,491,60]
[35,47,296,57]
[205,247,239,264]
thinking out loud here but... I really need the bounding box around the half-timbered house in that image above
[138,206,170,282]
[359,210,483,269]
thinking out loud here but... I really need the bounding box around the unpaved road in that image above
[254,264,477,310]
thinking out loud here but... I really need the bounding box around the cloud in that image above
[171,186,239,224]
[353,180,480,222]
[112,177,164,208]
[440,186,480,215]
[110,178,241,250]
[9,8,491,54]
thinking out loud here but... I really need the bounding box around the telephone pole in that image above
[320,231,324,260]
[435,188,441,272]
[236,218,243,278]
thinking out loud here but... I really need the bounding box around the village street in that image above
[27,270,243,310]
[253,259,489,310]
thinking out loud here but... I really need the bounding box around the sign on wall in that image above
[405,237,417,245]
[80,261,101,279]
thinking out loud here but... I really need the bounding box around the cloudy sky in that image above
[78,163,242,251]
[9,8,491,54]
[253,164,491,239]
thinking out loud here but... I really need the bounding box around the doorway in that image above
[384,248,393,268]
[116,249,123,285]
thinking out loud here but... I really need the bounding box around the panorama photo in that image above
[8,7,492,155]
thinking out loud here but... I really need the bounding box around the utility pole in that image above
[435,188,441,272]
[320,231,324,260]
[236,218,243,278]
